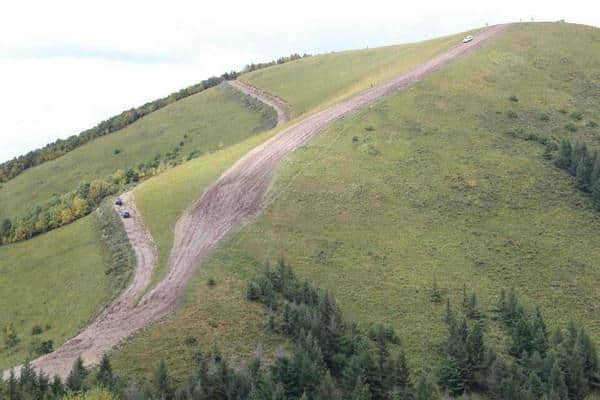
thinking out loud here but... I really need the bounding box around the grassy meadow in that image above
[240,28,480,117]
[111,22,600,383]
[0,201,134,370]
[0,84,276,221]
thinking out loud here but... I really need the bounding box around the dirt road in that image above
[227,80,291,125]
[4,23,510,379]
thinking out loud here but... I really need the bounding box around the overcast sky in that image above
[1,0,599,163]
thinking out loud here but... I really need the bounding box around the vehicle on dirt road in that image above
[463,35,474,43]
[115,198,123,206]
[120,210,130,218]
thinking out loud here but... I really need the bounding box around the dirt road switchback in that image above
[4,23,510,379]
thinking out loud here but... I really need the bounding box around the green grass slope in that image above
[111,22,600,379]
[0,201,134,370]
[240,29,479,116]
[0,84,276,221]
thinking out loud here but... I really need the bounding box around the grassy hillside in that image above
[110,22,600,381]
[240,29,479,117]
[111,130,287,377]
[0,84,276,221]
[0,201,134,370]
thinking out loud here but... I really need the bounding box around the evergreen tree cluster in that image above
[2,266,599,400]
[439,287,600,399]
[551,139,600,209]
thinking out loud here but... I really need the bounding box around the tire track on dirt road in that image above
[5,23,510,379]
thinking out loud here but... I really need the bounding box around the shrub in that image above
[113,149,121,155]
[509,95,519,102]
[364,125,375,131]
[207,277,216,287]
[183,335,198,347]
[570,111,583,121]
[540,114,550,122]
[31,325,43,335]
[565,123,578,132]
[587,120,598,128]
[559,108,568,114]
[506,110,518,119]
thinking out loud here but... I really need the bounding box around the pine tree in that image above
[155,360,172,400]
[387,349,413,397]
[414,373,440,400]
[66,355,88,392]
[19,358,37,395]
[7,370,18,400]
[524,370,544,399]
[497,289,506,314]
[591,176,600,210]
[467,321,485,375]
[531,306,549,356]
[576,327,599,384]
[555,139,573,170]
[316,371,339,400]
[466,293,480,320]
[96,353,115,390]
[444,298,455,326]
[431,272,442,303]
[576,150,594,191]
[349,376,372,400]
[50,375,65,398]
[549,360,568,400]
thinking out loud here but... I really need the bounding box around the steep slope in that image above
[1,83,277,375]
[0,201,134,370]
[240,28,481,117]
[111,22,600,379]
[109,24,511,378]
[183,22,599,369]
[0,84,276,221]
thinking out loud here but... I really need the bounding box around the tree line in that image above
[2,259,598,399]
[0,148,182,245]
[0,53,310,184]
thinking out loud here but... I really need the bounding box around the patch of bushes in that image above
[587,120,598,128]
[508,95,519,102]
[31,325,43,335]
[506,110,518,119]
[565,123,578,132]
[570,111,584,120]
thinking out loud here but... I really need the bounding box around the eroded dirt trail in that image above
[4,23,510,379]
[227,80,291,125]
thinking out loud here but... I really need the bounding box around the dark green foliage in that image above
[430,273,442,303]
[97,353,116,390]
[509,95,519,102]
[570,111,583,121]
[30,325,42,335]
[587,120,598,128]
[565,123,578,132]
[506,110,518,119]
[66,355,88,392]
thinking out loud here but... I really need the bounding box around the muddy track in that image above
[4,23,510,379]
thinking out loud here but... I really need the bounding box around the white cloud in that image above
[1,0,599,161]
